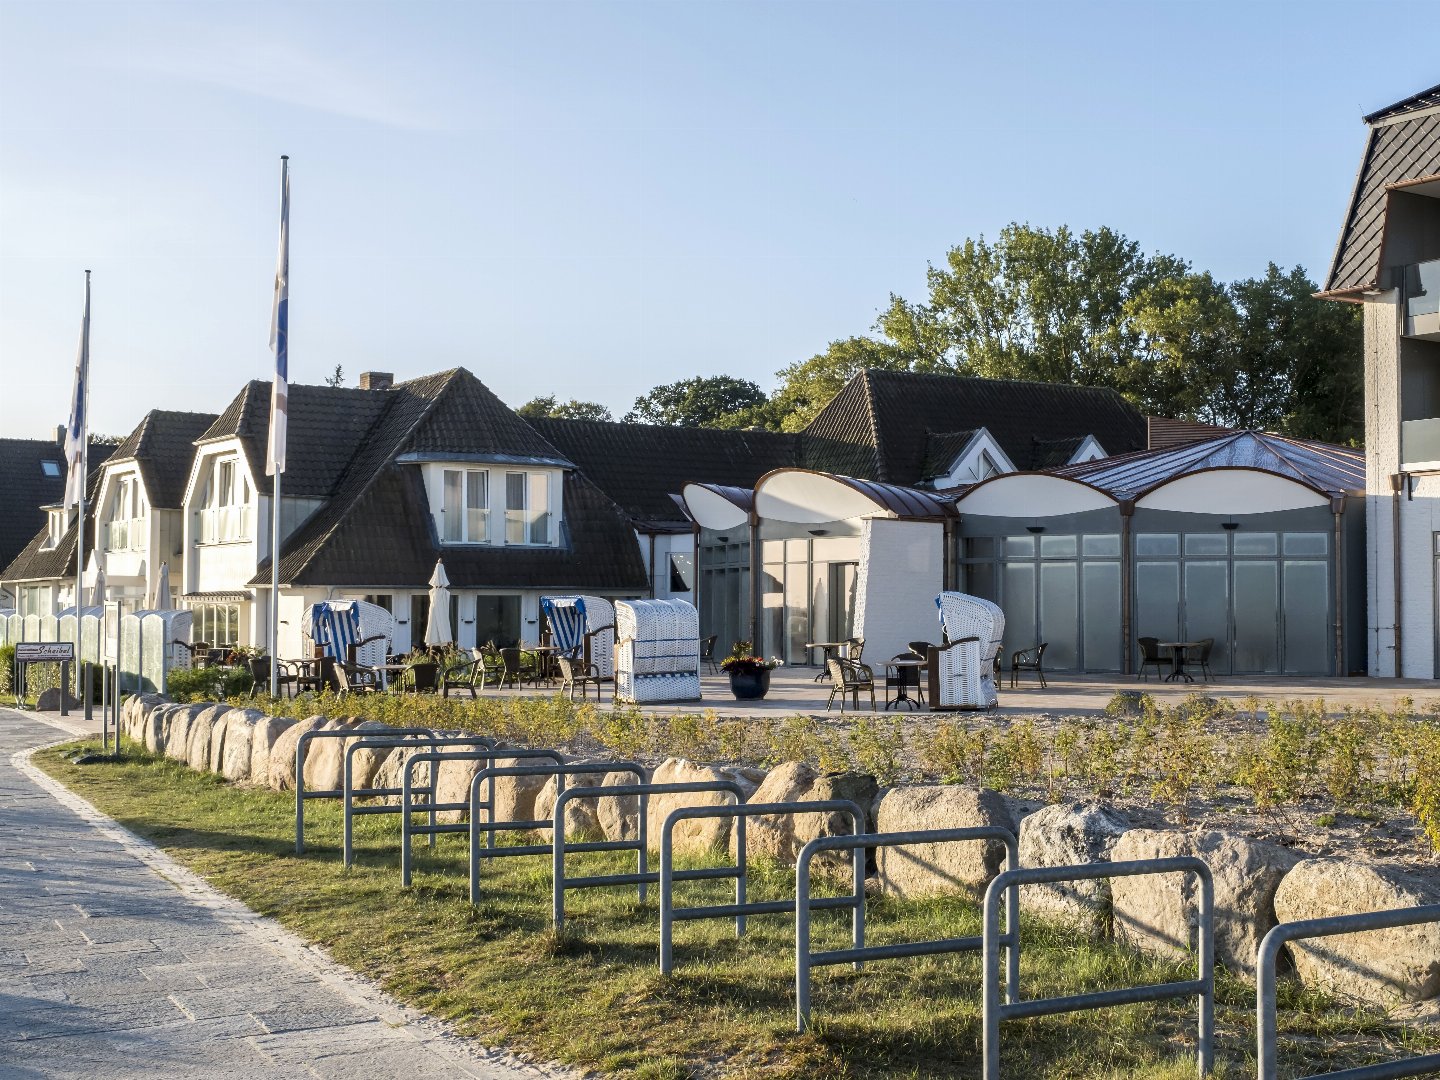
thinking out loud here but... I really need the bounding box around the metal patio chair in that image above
[1137,637,1168,681]
[1009,642,1048,689]
[826,657,876,712]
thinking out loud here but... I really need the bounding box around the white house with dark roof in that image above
[1322,80,1440,678]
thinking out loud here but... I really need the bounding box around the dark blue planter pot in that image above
[728,669,771,700]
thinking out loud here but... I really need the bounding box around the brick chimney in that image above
[359,371,393,391]
[55,424,65,446]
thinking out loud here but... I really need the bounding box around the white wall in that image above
[853,518,943,668]
[1365,291,1407,677]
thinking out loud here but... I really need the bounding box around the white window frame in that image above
[504,470,555,547]
[105,474,147,553]
[441,468,491,545]
[196,456,251,545]
[187,602,241,647]
[17,585,48,618]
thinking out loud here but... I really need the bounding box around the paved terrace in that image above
[0,708,568,1080]
[497,667,1440,717]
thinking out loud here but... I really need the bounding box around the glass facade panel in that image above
[474,594,521,648]
[1184,533,1228,556]
[964,537,996,559]
[1183,561,1230,670]
[786,560,810,663]
[1233,532,1278,556]
[1003,535,1035,557]
[964,561,997,602]
[1232,561,1278,673]
[1283,561,1329,673]
[1039,562,1079,669]
[1040,534,1077,558]
[1136,533,1180,556]
[762,564,784,659]
[1135,561,1180,645]
[1001,562,1036,665]
[1081,534,1120,557]
[1082,562,1121,671]
[1283,532,1328,556]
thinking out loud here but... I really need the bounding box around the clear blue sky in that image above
[0,0,1432,440]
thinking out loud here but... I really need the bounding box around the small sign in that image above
[16,642,75,663]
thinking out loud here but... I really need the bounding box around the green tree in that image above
[624,376,767,427]
[324,364,345,388]
[768,337,912,431]
[516,395,613,422]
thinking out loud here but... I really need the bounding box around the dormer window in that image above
[428,463,558,547]
[196,456,251,544]
[442,468,489,544]
[506,471,551,545]
[104,474,146,552]
[976,450,1000,482]
[42,508,69,550]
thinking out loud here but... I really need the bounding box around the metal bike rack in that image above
[466,761,646,903]
[295,726,443,854]
[658,799,866,975]
[982,856,1214,1080]
[795,827,1019,1033]
[341,734,496,867]
[551,780,746,929]
[399,747,564,885]
[1257,902,1440,1080]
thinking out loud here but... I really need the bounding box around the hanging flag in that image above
[266,156,289,476]
[63,271,91,509]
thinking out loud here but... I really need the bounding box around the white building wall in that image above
[853,518,943,668]
[1366,292,1403,676]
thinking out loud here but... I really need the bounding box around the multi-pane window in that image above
[18,586,48,617]
[505,471,552,545]
[197,457,251,543]
[188,603,240,647]
[442,468,489,543]
[105,475,146,552]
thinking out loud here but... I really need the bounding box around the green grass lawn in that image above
[33,738,1440,1079]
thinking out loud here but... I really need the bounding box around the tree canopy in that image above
[624,376,768,427]
[516,395,614,422]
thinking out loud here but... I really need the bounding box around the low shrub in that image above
[166,665,253,703]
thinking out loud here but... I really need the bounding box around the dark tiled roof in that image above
[1056,430,1364,501]
[0,465,106,584]
[920,430,979,482]
[200,380,392,498]
[0,438,111,578]
[1026,435,1087,470]
[529,418,802,528]
[1365,83,1440,124]
[802,370,1147,485]
[407,372,571,466]
[105,410,217,509]
[1326,104,1440,296]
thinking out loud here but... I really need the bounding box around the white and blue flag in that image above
[267,156,289,477]
[63,271,91,510]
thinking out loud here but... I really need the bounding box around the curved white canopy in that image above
[681,483,751,531]
[955,474,1117,518]
[1136,469,1330,513]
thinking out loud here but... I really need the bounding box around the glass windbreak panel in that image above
[762,564,784,659]
[1082,562,1121,671]
[410,595,429,649]
[1135,561,1180,646]
[1001,562,1036,668]
[1135,534,1180,556]
[1040,534,1077,558]
[1233,561,1279,673]
[1003,535,1035,558]
[1233,532,1278,556]
[1082,534,1120,557]
[1283,532,1328,556]
[1183,560,1230,671]
[1039,561,1079,669]
[786,560,810,664]
[829,563,858,642]
[964,537,996,559]
[1184,533,1228,556]
[964,561,998,602]
[474,594,521,649]
[442,470,463,542]
[1283,561,1330,673]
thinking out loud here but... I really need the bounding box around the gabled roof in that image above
[1055,430,1364,502]
[104,410,217,509]
[0,438,111,576]
[920,429,980,482]
[800,369,1147,484]
[1326,84,1440,297]
[200,380,394,498]
[0,465,106,585]
[529,418,801,529]
[253,368,647,591]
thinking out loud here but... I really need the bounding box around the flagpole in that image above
[267,156,290,699]
[76,271,89,726]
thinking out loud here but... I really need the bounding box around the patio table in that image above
[1159,641,1203,683]
[805,641,851,682]
[287,658,325,695]
[372,663,410,691]
[883,658,926,711]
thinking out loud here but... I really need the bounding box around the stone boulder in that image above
[301,719,363,792]
[1111,829,1300,977]
[728,763,875,868]
[1273,859,1440,1004]
[874,785,1016,899]
[370,740,433,803]
[267,715,329,791]
[218,709,266,782]
[798,772,879,860]
[35,687,81,712]
[248,715,295,786]
[163,704,198,764]
[647,758,754,857]
[434,752,487,825]
[207,705,233,773]
[597,767,649,841]
[536,767,614,841]
[1017,801,1130,935]
[135,696,170,753]
[185,704,229,772]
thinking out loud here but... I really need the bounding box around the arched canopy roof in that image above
[754,469,956,525]
[680,483,753,531]
[953,473,1118,518]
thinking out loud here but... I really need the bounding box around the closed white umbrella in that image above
[149,560,171,610]
[424,560,452,648]
[88,552,106,608]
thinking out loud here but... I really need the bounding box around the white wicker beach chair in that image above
[541,595,616,678]
[615,598,701,704]
[931,592,1005,710]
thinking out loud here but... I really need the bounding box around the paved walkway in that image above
[0,709,565,1080]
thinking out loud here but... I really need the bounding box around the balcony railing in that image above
[103,517,146,552]
[1404,259,1440,337]
[195,505,251,545]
